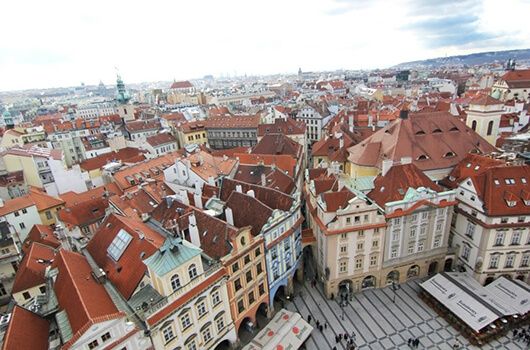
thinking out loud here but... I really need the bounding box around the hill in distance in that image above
[393,48,530,69]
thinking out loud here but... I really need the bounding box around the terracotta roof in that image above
[145,133,176,147]
[22,225,61,254]
[124,119,161,133]
[58,197,108,227]
[170,80,193,89]
[0,171,24,186]
[12,243,56,293]
[348,111,497,172]
[307,168,327,180]
[112,153,175,190]
[0,195,35,216]
[440,154,506,189]
[469,94,502,106]
[2,306,49,350]
[79,147,146,172]
[221,178,293,212]
[178,120,207,133]
[313,176,339,195]
[86,214,164,299]
[109,187,160,217]
[205,115,260,129]
[181,150,238,182]
[257,118,305,136]
[470,164,530,216]
[226,191,272,236]
[27,188,64,211]
[252,134,302,158]
[321,189,355,212]
[53,250,124,348]
[60,184,122,207]
[234,164,295,194]
[234,153,297,176]
[3,145,62,161]
[500,69,530,88]
[368,163,443,207]
[210,146,250,158]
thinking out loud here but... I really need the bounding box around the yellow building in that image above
[465,95,503,146]
[0,129,24,149]
[176,120,208,148]
[27,189,65,226]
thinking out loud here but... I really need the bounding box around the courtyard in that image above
[281,276,525,349]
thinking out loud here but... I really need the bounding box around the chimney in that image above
[188,213,201,248]
[225,206,234,225]
[208,176,215,186]
[194,193,203,209]
[399,109,409,119]
[348,114,354,133]
[382,159,393,176]
[400,157,412,165]
[236,185,243,193]
[179,189,189,205]
[261,172,267,186]
[339,137,344,149]
[368,114,373,127]
[246,189,255,198]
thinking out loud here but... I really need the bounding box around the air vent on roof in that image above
[415,130,425,135]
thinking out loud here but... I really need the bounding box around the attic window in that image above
[522,178,527,184]
[449,126,459,131]
[444,152,456,158]
[466,163,471,168]
[107,229,133,261]
[432,128,442,133]
[504,178,515,185]
[417,155,429,161]
[494,179,500,185]
[380,186,385,192]
[506,199,517,207]
[415,130,426,135]
[524,199,530,206]
[474,165,480,171]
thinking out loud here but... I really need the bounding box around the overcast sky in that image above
[1,0,530,91]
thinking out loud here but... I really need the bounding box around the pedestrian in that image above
[325,323,328,329]
[316,320,320,328]
[408,338,412,346]
[319,325,323,332]
[345,333,349,340]
[513,329,518,337]
[332,347,336,350]
[339,333,342,341]
[307,314,311,323]
[415,338,420,348]
[335,335,339,344]
[331,293,334,300]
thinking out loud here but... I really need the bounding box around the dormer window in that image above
[449,126,459,131]
[415,130,426,135]
[506,200,517,207]
[466,163,471,168]
[494,179,500,185]
[417,155,428,161]
[474,165,480,170]
[504,178,515,185]
[444,152,456,158]
[522,178,527,184]
[524,199,530,206]
[432,128,442,133]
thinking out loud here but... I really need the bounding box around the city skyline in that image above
[1,0,530,91]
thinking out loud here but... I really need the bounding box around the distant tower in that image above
[506,58,516,71]
[2,108,14,129]
[466,95,503,146]
[298,67,303,77]
[97,80,106,96]
[115,74,134,122]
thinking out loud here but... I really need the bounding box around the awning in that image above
[485,277,530,314]
[243,309,313,350]
[420,273,499,332]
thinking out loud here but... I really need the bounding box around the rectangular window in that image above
[101,332,111,342]
[354,216,360,223]
[392,231,400,241]
[521,254,530,267]
[232,262,239,273]
[246,270,253,283]
[197,302,207,318]
[346,217,351,225]
[370,256,377,266]
[248,291,255,304]
[408,245,414,254]
[244,255,251,264]
[255,247,261,256]
[465,222,475,239]
[212,291,221,306]
[417,241,424,252]
[462,245,470,261]
[340,233,347,239]
[357,242,364,250]
[358,230,364,238]
[391,249,397,258]
[339,261,347,273]
[489,255,499,269]
[511,231,521,245]
[355,258,362,269]
[88,340,99,350]
[202,326,212,344]
[216,316,225,332]
[494,231,505,246]
[420,226,427,236]
[505,254,515,268]
[433,237,441,248]
[238,299,245,313]
[19,223,25,229]
[22,208,27,214]
[234,278,241,290]
[259,283,265,295]
[372,240,378,248]
[340,245,347,253]
[181,313,192,330]
[421,212,428,220]
[409,227,416,238]
[256,263,263,275]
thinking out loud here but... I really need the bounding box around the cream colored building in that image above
[465,95,503,146]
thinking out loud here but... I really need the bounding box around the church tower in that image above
[115,74,135,122]
[465,95,503,146]
[2,108,14,129]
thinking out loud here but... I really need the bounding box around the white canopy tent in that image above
[485,277,530,315]
[243,309,313,350]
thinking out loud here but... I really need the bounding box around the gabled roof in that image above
[58,197,108,227]
[221,178,294,212]
[22,224,60,254]
[440,154,505,189]
[226,191,273,236]
[59,184,122,207]
[112,153,175,190]
[27,188,64,211]
[205,115,260,129]
[180,150,238,182]
[234,153,297,176]
[257,118,305,136]
[0,195,35,216]
[170,80,194,89]
[500,69,530,88]
[2,306,50,350]
[234,164,295,194]
[321,189,355,212]
[470,164,530,216]
[146,133,177,147]
[53,250,124,348]
[79,147,146,172]
[469,94,502,106]
[252,134,302,157]
[348,111,497,172]
[124,119,161,133]
[86,214,165,299]
[368,163,443,207]
[12,243,56,293]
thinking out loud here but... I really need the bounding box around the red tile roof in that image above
[234,164,295,194]
[440,154,505,189]
[86,214,164,299]
[59,184,122,207]
[221,178,293,212]
[257,118,305,136]
[125,119,161,133]
[501,69,530,88]
[0,195,35,216]
[22,225,61,254]
[234,153,297,176]
[469,94,503,106]
[27,188,64,211]
[2,306,50,350]
[368,163,443,207]
[226,191,273,236]
[321,189,355,212]
[348,111,497,172]
[53,250,125,350]
[470,164,530,216]
[146,133,177,147]
[205,115,260,129]
[170,80,194,89]
[112,153,175,190]
[178,120,207,133]
[79,147,146,172]
[12,243,56,293]
[252,134,302,158]
[58,197,108,227]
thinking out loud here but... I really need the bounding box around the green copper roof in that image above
[143,236,202,277]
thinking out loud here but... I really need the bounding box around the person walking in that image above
[408,338,412,346]
[325,323,328,330]
[307,314,312,323]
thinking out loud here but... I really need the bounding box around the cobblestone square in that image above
[284,278,525,349]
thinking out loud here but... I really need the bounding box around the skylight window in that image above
[107,229,133,261]
[474,165,480,171]
[417,155,428,161]
[444,152,456,158]
[466,163,471,168]
[494,179,500,185]
[504,178,515,185]
[522,178,527,184]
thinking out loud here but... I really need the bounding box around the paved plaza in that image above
[283,278,525,350]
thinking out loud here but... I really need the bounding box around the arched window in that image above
[487,120,494,136]
[188,264,198,280]
[170,274,181,292]
[471,120,477,131]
